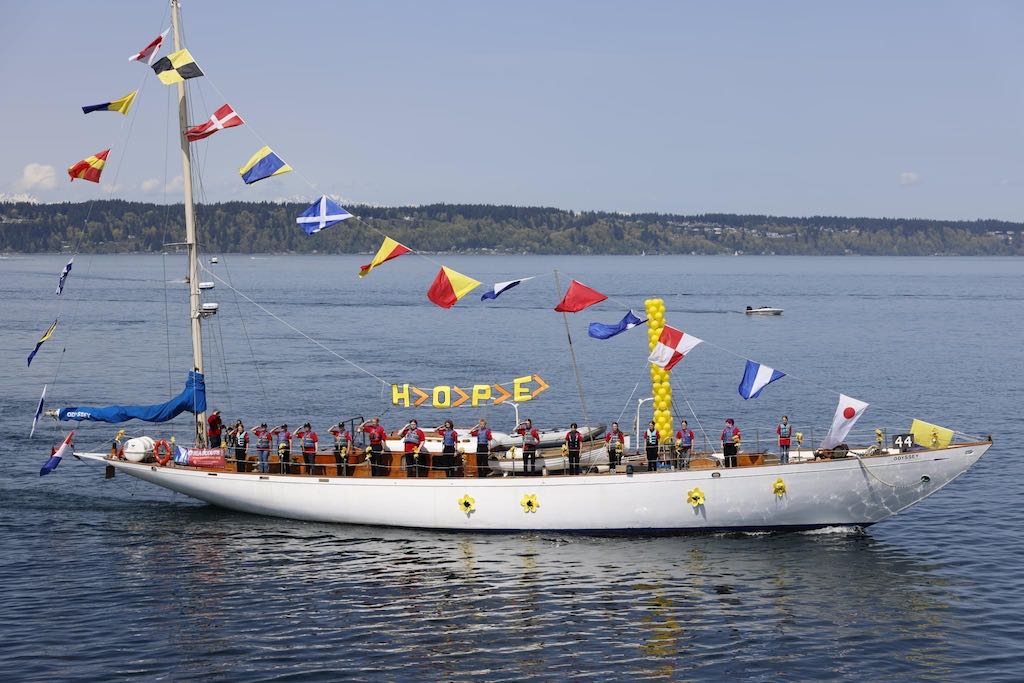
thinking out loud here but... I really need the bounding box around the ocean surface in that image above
[1,254,1021,681]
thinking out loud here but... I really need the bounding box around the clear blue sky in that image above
[2,0,1023,220]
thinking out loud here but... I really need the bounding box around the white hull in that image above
[79,442,989,532]
[746,307,783,315]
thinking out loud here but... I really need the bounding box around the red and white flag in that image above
[186,104,244,142]
[820,394,869,449]
[648,325,703,372]
[129,28,170,65]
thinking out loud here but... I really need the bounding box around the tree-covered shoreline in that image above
[1,200,1020,255]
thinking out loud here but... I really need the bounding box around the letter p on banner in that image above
[392,384,411,407]
[471,384,492,407]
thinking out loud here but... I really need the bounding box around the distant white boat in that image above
[746,306,783,315]
[209,256,219,264]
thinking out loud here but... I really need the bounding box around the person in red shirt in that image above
[250,422,272,474]
[721,418,741,468]
[436,419,459,477]
[605,421,626,470]
[294,422,319,475]
[207,410,223,448]
[329,422,353,476]
[469,418,492,477]
[360,416,388,477]
[565,422,583,475]
[515,418,540,476]
[675,419,695,470]
[643,420,660,471]
[271,423,292,474]
[400,419,427,477]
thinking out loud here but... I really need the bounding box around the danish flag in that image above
[186,104,244,142]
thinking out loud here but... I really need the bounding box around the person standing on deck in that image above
[436,419,459,477]
[565,422,583,475]
[605,422,626,470]
[675,419,695,470]
[469,419,492,477]
[294,422,319,475]
[776,415,792,465]
[360,417,388,476]
[400,420,427,477]
[207,410,223,448]
[272,423,292,474]
[230,420,249,472]
[721,418,741,468]
[644,420,660,471]
[251,422,272,474]
[329,422,353,476]
[515,419,540,476]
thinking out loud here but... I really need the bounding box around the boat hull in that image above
[79,442,988,532]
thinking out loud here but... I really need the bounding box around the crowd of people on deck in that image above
[204,409,798,477]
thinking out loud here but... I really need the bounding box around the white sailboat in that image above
[59,0,991,533]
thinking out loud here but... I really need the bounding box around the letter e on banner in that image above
[433,385,451,408]
[471,384,492,407]
[513,375,533,402]
[392,384,411,407]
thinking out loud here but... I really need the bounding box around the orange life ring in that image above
[154,439,172,466]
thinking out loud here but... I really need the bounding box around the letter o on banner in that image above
[433,385,452,408]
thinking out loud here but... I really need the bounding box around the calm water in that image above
[1,254,1022,681]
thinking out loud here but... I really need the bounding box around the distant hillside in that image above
[1,200,1020,255]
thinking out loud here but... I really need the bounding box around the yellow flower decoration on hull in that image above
[458,494,476,515]
[687,487,705,508]
[773,477,787,497]
[520,493,540,513]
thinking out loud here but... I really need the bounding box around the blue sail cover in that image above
[58,371,207,424]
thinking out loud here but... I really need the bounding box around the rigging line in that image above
[220,255,269,405]
[552,269,592,442]
[198,265,391,386]
[211,302,233,415]
[671,376,713,452]
[161,254,174,398]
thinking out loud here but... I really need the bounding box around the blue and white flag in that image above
[56,256,73,295]
[481,277,533,301]
[296,195,353,235]
[40,431,73,477]
[30,384,46,438]
[588,310,646,340]
[738,360,785,400]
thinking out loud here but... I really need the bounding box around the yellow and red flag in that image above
[427,266,481,309]
[67,149,110,183]
[359,236,411,277]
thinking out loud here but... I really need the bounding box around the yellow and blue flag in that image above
[82,90,138,115]
[240,146,292,185]
[27,319,57,367]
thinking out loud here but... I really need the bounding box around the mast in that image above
[171,0,207,445]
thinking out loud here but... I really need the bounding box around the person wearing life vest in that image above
[776,415,793,465]
[436,419,459,477]
[721,418,741,468]
[469,418,492,477]
[400,419,427,477]
[294,422,319,475]
[515,419,540,476]
[644,420,660,472]
[229,420,249,472]
[271,423,292,474]
[329,422,353,476]
[675,419,695,470]
[251,422,272,474]
[565,422,583,476]
[605,422,626,470]
[360,416,388,476]
[207,410,223,448]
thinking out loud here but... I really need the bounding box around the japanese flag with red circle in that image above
[648,325,703,372]
[820,394,869,449]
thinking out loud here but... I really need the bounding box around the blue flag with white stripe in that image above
[738,360,785,399]
[588,310,646,340]
[296,195,353,235]
[56,256,73,295]
[481,277,533,301]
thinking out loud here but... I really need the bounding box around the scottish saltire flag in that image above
[40,431,74,477]
[239,146,292,184]
[481,277,533,301]
[129,28,169,65]
[738,360,786,399]
[27,319,58,367]
[30,385,47,438]
[56,256,73,295]
[588,310,646,340]
[297,195,353,235]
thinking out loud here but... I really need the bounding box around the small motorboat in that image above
[745,306,783,315]
[209,256,219,264]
